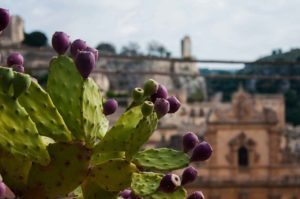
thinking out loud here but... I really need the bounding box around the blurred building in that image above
[98,35,207,101]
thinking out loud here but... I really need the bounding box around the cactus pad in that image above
[0,93,49,165]
[133,148,189,171]
[25,142,92,198]
[0,149,32,194]
[94,106,143,153]
[126,112,158,159]
[151,187,187,199]
[0,66,14,94]
[131,172,163,196]
[90,159,138,192]
[90,151,125,166]
[18,80,72,142]
[82,180,118,199]
[82,78,108,145]
[47,56,108,143]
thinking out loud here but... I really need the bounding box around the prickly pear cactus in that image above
[0,18,212,198]
[133,148,190,171]
[47,56,108,145]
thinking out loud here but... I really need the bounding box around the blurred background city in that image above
[1,1,300,198]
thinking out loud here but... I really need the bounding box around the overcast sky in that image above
[2,0,300,69]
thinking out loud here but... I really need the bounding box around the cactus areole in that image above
[0,8,212,199]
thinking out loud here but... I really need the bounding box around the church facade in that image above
[188,88,300,199]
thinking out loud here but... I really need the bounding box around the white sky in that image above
[2,0,300,69]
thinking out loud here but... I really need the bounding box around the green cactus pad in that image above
[133,148,189,171]
[0,66,14,94]
[18,80,72,142]
[0,149,32,194]
[131,172,163,196]
[151,187,187,199]
[126,112,158,160]
[25,142,92,198]
[12,72,31,98]
[0,93,50,165]
[94,106,143,153]
[90,151,125,166]
[82,78,108,145]
[47,56,84,140]
[47,56,108,143]
[82,179,118,199]
[90,159,138,192]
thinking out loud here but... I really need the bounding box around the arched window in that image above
[238,146,249,167]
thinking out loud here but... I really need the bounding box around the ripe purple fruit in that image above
[51,31,70,55]
[167,96,181,113]
[181,166,198,185]
[119,189,131,198]
[12,65,24,73]
[187,191,205,199]
[154,98,170,118]
[7,52,24,66]
[182,132,199,153]
[0,8,10,32]
[85,46,99,61]
[143,79,158,96]
[75,51,95,79]
[103,99,118,115]
[159,174,181,193]
[190,141,213,162]
[0,182,6,197]
[151,84,168,102]
[71,39,87,58]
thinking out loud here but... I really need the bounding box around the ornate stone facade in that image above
[186,88,300,199]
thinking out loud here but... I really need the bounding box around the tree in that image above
[96,43,116,55]
[147,41,171,57]
[23,31,48,47]
[120,42,142,56]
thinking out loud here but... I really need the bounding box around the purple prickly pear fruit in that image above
[12,65,24,73]
[187,191,205,199]
[0,8,10,32]
[181,166,198,185]
[167,96,181,113]
[143,79,158,96]
[103,99,118,115]
[119,189,131,198]
[7,52,24,67]
[51,31,70,55]
[190,141,213,162]
[159,174,181,193]
[141,101,154,117]
[132,87,144,102]
[0,182,6,197]
[154,98,170,118]
[85,46,99,61]
[151,84,168,102]
[75,51,95,79]
[71,39,87,58]
[182,132,199,153]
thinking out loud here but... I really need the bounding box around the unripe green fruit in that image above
[13,73,31,98]
[0,67,14,93]
[141,101,154,117]
[143,79,158,96]
[132,87,144,102]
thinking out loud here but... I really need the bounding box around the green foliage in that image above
[23,31,48,47]
[82,180,118,199]
[96,43,116,55]
[133,148,190,171]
